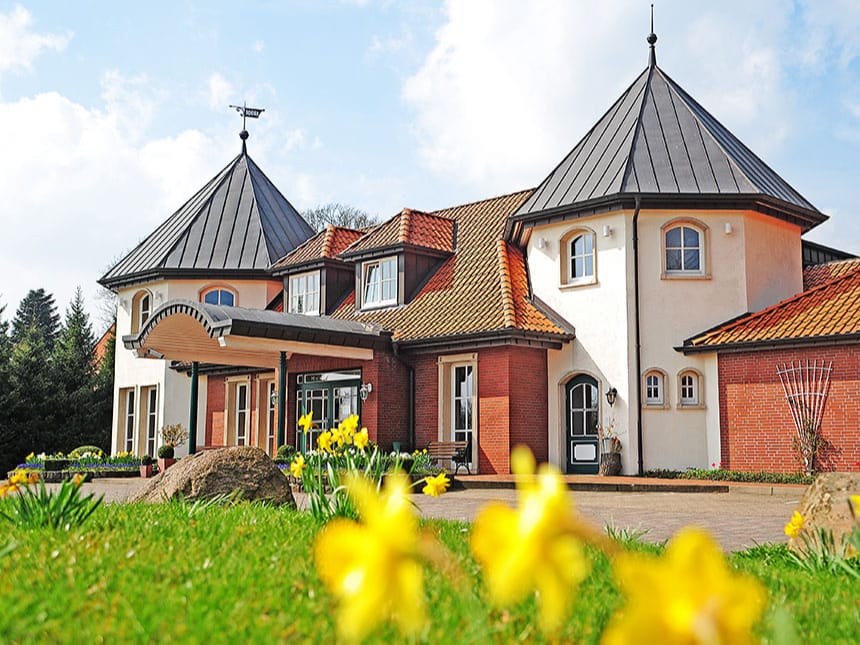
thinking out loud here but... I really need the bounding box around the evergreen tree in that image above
[53,288,100,450]
[0,304,13,474]
[4,324,54,473]
[12,289,60,352]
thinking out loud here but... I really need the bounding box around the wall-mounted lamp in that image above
[155,291,164,302]
[602,224,612,237]
[359,382,373,401]
[605,386,618,406]
[536,237,548,250]
[724,222,733,235]
[146,348,165,360]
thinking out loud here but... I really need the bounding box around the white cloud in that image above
[402,0,803,193]
[253,40,265,54]
[207,72,234,111]
[0,5,71,76]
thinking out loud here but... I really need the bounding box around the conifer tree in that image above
[0,304,14,474]
[12,288,60,351]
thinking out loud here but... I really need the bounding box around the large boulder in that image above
[788,472,860,553]
[129,446,295,507]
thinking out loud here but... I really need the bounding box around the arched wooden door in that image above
[565,374,599,474]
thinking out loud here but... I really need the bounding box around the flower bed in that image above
[10,451,144,481]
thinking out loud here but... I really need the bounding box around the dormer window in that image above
[202,288,235,306]
[362,257,397,308]
[289,271,320,315]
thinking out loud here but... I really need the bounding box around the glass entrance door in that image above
[297,370,361,453]
[566,374,599,474]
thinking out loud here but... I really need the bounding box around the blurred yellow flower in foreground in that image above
[784,510,805,538]
[314,473,426,642]
[298,411,314,433]
[471,446,590,634]
[422,472,450,497]
[602,527,767,645]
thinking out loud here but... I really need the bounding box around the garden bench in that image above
[427,440,471,475]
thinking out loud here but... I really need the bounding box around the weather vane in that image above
[228,102,265,149]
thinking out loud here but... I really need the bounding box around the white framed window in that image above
[144,387,158,456]
[140,294,151,326]
[131,290,153,333]
[452,364,474,447]
[664,223,706,275]
[123,389,135,452]
[235,382,249,446]
[361,257,397,308]
[569,233,595,281]
[266,380,276,455]
[678,370,703,407]
[437,353,478,473]
[559,227,597,287]
[202,288,236,306]
[643,370,666,406]
[288,271,320,315]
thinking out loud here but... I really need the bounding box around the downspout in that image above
[633,196,644,475]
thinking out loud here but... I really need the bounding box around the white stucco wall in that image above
[527,207,804,474]
[110,277,280,455]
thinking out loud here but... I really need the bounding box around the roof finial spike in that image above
[647,3,658,67]
[229,102,266,154]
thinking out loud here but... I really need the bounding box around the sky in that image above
[2,0,860,332]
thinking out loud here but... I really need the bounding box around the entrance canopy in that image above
[123,299,389,368]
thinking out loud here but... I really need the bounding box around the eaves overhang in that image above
[678,333,860,356]
[394,328,574,354]
[269,257,352,278]
[338,242,453,263]
[505,192,828,245]
[99,268,275,291]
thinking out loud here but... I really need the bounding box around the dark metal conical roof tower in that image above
[509,26,826,236]
[100,132,315,289]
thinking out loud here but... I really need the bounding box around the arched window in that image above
[130,290,153,333]
[677,369,704,407]
[643,369,667,407]
[560,227,597,286]
[201,287,236,307]
[662,219,708,277]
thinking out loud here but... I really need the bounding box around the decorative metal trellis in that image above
[776,360,832,475]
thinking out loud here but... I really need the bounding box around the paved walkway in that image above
[74,476,802,552]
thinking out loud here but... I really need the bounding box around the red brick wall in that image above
[507,346,549,464]
[412,354,439,450]
[719,346,860,473]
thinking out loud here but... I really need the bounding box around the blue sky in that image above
[1,1,860,329]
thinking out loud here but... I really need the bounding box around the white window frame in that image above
[139,294,151,326]
[361,256,398,308]
[288,270,321,315]
[235,382,249,446]
[437,353,478,473]
[144,387,158,456]
[643,370,666,407]
[568,233,595,283]
[662,220,709,278]
[677,370,704,408]
[123,389,135,453]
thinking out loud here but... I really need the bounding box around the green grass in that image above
[0,503,857,643]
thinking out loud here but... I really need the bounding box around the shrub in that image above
[157,445,175,459]
[275,444,297,464]
[140,455,155,466]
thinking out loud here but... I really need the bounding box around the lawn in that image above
[1,501,857,643]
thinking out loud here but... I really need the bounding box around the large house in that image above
[101,35,859,475]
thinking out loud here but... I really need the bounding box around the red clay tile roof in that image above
[341,208,456,256]
[331,190,570,344]
[803,258,860,289]
[270,225,364,271]
[685,266,860,351]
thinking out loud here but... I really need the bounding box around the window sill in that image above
[358,301,400,312]
[676,403,706,410]
[642,402,669,409]
[559,278,598,290]
[661,272,711,281]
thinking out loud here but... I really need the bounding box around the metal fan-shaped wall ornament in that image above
[777,360,832,476]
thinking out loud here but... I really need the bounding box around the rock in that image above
[128,446,295,507]
[788,472,860,553]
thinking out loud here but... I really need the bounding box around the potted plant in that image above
[140,455,155,478]
[157,444,176,471]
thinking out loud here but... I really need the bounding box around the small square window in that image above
[679,372,700,406]
[362,257,397,308]
[664,225,703,274]
[289,271,320,315]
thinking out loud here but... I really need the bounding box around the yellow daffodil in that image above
[849,495,860,514]
[784,510,805,538]
[314,473,426,642]
[72,474,85,487]
[9,471,28,485]
[290,454,306,478]
[298,411,314,433]
[340,414,359,436]
[422,472,450,497]
[353,427,369,450]
[330,426,344,447]
[317,430,334,453]
[26,471,39,485]
[602,527,767,645]
[25,452,35,461]
[470,446,590,634]
[0,483,15,498]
